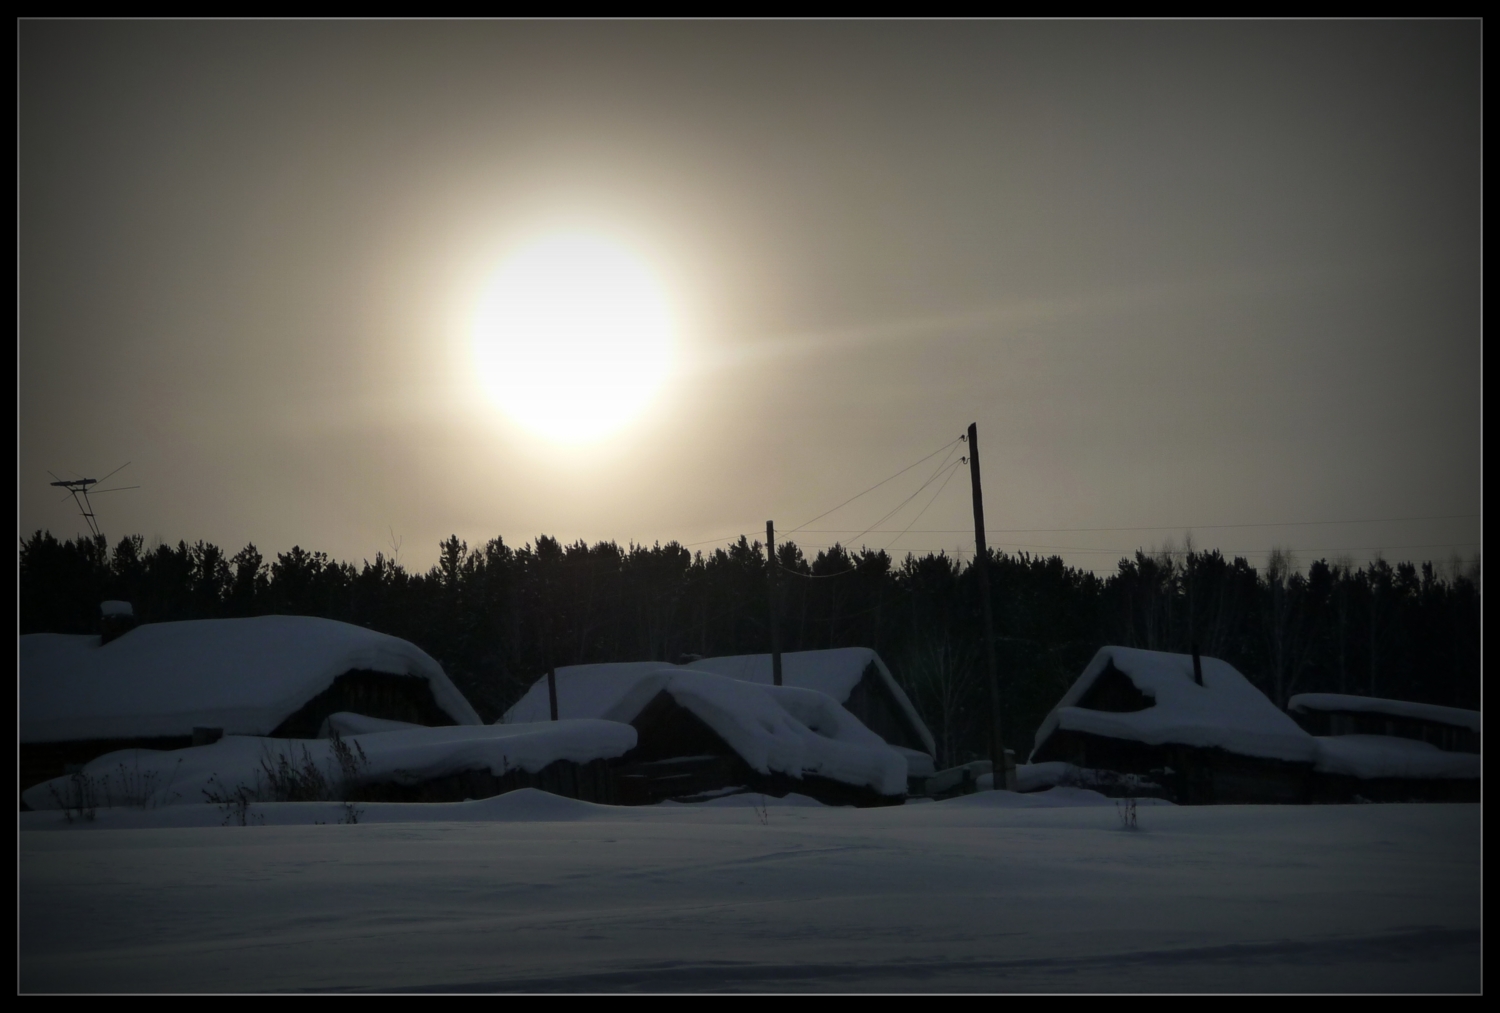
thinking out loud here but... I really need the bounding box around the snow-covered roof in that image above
[21,616,483,743]
[1031,646,1318,764]
[21,719,637,811]
[1311,735,1480,780]
[1288,693,1480,734]
[506,664,908,795]
[506,647,934,757]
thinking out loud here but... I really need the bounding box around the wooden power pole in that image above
[766,520,783,686]
[967,422,1012,789]
[543,569,559,720]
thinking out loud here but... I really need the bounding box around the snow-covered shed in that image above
[1287,694,1480,753]
[687,649,936,776]
[20,615,483,798]
[503,660,910,806]
[507,648,935,781]
[1028,646,1319,804]
[1287,694,1480,803]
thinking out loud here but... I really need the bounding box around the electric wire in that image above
[845,448,965,547]
[881,457,966,552]
[795,513,1480,535]
[785,436,964,534]
[785,456,967,581]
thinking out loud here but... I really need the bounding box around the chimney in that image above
[100,601,137,645]
[1191,642,1204,686]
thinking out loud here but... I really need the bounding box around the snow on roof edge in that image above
[1029,646,1317,764]
[864,652,937,757]
[1288,693,1480,733]
[1030,647,1117,759]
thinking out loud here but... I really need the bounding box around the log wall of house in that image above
[271,669,459,738]
[1032,728,1314,805]
[843,662,931,754]
[1292,709,1479,753]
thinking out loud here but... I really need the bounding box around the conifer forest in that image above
[19,530,1480,767]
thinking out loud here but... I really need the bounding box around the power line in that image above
[846,452,965,547]
[790,542,1481,561]
[678,435,967,550]
[795,513,1479,535]
[683,513,1478,549]
[786,456,968,580]
[883,456,966,552]
[786,436,964,534]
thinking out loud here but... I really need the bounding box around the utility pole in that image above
[47,462,136,542]
[966,423,1013,790]
[543,567,559,720]
[766,520,783,686]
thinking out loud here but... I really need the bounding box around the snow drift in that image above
[22,719,638,811]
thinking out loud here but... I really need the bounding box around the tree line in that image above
[19,530,1481,768]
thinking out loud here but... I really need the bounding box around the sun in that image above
[472,231,675,444]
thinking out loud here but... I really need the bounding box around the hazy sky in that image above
[19,21,1481,575]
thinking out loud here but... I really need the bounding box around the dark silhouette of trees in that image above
[19,529,1481,763]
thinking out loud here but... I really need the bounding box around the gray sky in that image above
[19,21,1481,575]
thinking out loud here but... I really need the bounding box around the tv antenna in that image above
[48,462,138,540]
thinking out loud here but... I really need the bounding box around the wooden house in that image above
[503,654,914,807]
[686,648,936,783]
[1028,646,1319,804]
[20,610,483,803]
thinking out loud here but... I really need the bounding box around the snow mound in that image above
[939,785,1156,807]
[442,788,618,821]
[660,791,832,808]
[1313,735,1481,780]
[19,789,624,829]
[1032,646,1318,764]
[22,720,637,811]
[1289,693,1481,734]
[21,616,482,742]
[892,745,936,780]
[1016,761,1076,792]
[1012,761,1169,797]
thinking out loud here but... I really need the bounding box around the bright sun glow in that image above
[472,231,675,443]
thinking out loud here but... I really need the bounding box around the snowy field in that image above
[20,790,1480,993]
